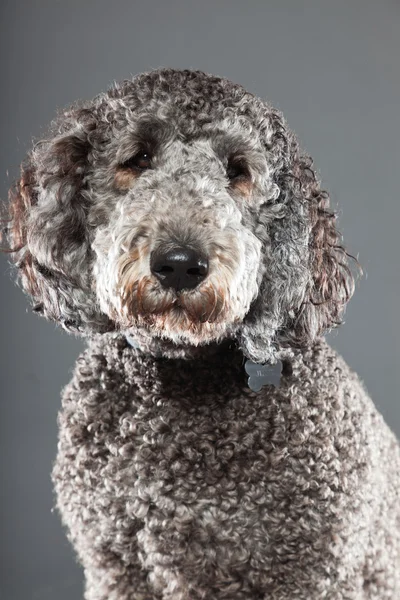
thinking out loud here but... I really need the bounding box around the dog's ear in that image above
[2,105,111,334]
[239,117,359,364]
[282,152,357,348]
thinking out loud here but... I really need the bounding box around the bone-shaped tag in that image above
[245,359,282,392]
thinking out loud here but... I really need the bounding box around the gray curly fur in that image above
[2,68,400,598]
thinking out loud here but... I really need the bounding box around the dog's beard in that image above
[111,250,242,344]
[118,275,232,344]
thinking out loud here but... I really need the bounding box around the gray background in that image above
[1,1,399,598]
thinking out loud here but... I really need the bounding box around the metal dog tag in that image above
[125,335,142,350]
[245,359,282,391]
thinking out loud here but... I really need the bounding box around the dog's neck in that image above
[124,330,241,362]
[123,331,292,391]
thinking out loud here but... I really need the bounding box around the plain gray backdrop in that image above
[1,1,399,598]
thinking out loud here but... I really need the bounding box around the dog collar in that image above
[125,334,142,351]
[245,359,282,391]
[126,334,283,391]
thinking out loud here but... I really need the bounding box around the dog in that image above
[3,68,400,599]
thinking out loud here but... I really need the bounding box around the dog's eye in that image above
[226,158,249,182]
[120,152,152,171]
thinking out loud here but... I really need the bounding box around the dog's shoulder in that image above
[59,332,148,419]
[274,338,382,440]
[288,337,372,403]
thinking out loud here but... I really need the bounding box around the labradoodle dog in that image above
[3,68,400,599]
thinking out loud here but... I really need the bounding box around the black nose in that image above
[150,245,209,292]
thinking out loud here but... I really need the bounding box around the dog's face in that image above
[92,114,266,347]
[4,69,355,362]
[90,81,281,350]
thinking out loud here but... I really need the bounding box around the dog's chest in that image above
[91,354,336,577]
[113,360,283,501]
[57,340,383,595]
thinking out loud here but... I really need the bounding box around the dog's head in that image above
[3,68,357,363]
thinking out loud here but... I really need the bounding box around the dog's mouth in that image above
[117,275,229,334]
[170,290,223,322]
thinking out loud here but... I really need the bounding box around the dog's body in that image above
[3,68,400,598]
[53,333,400,599]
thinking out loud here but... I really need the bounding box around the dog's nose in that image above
[150,246,209,292]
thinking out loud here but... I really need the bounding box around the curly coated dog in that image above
[3,68,400,599]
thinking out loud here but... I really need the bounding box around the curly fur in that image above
[2,68,399,598]
[3,68,355,362]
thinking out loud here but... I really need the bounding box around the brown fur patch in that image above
[114,168,140,191]
[231,178,253,198]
